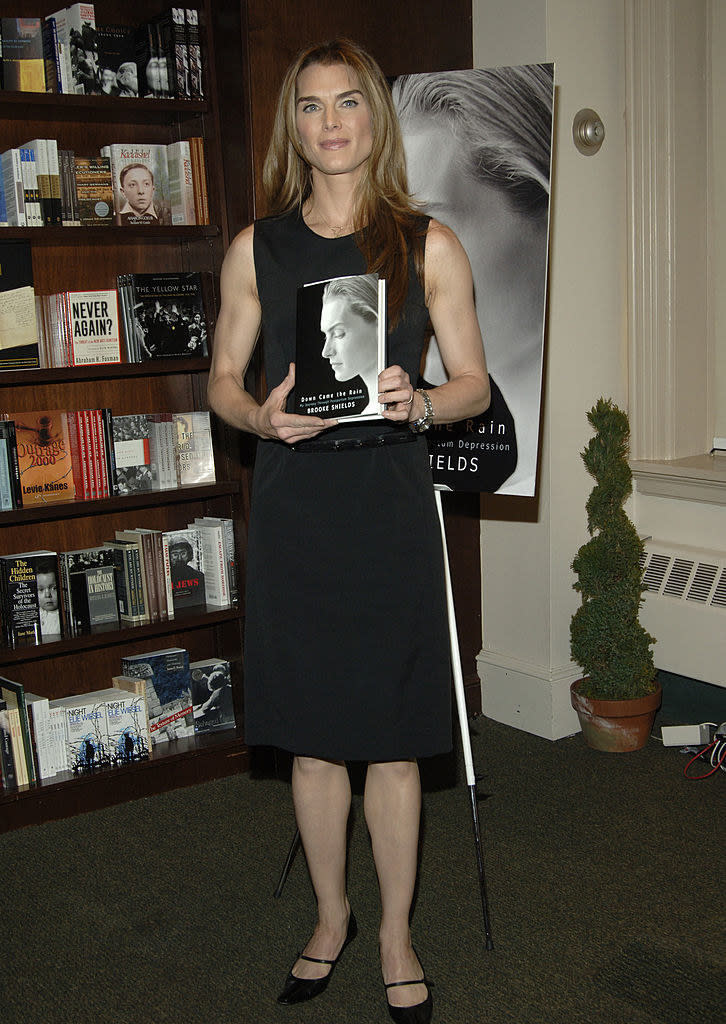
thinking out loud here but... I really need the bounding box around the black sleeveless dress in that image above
[243,209,451,761]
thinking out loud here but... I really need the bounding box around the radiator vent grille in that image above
[641,543,726,612]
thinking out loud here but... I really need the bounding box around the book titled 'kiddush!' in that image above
[293,274,386,422]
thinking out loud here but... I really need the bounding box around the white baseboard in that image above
[476,649,582,741]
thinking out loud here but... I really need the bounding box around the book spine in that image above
[0,437,13,511]
[80,409,98,500]
[1,421,23,509]
[166,140,195,225]
[0,702,19,790]
[41,17,61,93]
[171,8,190,98]
[15,687,36,785]
[100,409,118,496]
[222,517,238,605]
[45,139,62,226]
[184,8,203,100]
[6,708,28,786]
[64,411,89,501]
[188,137,208,225]
[90,409,108,498]
[160,532,175,620]
[2,149,27,226]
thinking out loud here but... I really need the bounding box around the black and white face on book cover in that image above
[292,273,386,422]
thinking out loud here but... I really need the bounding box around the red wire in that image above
[684,739,726,779]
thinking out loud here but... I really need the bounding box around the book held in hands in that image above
[294,273,387,422]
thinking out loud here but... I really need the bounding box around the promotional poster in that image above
[393,64,554,495]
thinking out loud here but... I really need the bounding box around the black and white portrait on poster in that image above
[392,64,554,496]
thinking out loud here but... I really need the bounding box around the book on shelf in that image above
[134,20,161,99]
[1,147,27,226]
[0,698,19,789]
[20,139,61,226]
[190,658,235,734]
[111,675,152,741]
[192,516,238,606]
[147,413,177,490]
[100,142,171,226]
[2,409,76,505]
[50,688,107,772]
[102,540,147,626]
[118,271,209,360]
[111,413,153,494]
[0,239,40,370]
[0,17,45,93]
[130,526,173,621]
[164,528,205,611]
[45,8,75,93]
[166,140,195,224]
[120,647,193,745]
[115,527,162,624]
[184,9,203,100]
[0,550,63,647]
[102,687,150,763]
[41,15,63,93]
[0,420,23,509]
[73,156,114,226]
[24,692,65,780]
[19,147,43,226]
[152,8,189,100]
[59,545,118,636]
[96,23,138,96]
[0,676,36,785]
[67,289,121,365]
[0,169,7,226]
[0,692,27,786]
[58,148,80,226]
[173,411,215,486]
[67,3,99,95]
[188,136,208,224]
[65,408,114,499]
[190,517,230,607]
[294,274,387,422]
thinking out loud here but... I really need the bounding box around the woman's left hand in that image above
[378,364,416,422]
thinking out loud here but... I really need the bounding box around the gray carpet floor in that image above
[1,717,724,1024]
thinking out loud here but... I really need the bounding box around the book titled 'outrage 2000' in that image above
[293,273,386,423]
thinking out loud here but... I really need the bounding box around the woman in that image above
[208,39,490,1023]
[393,65,553,495]
[320,274,380,416]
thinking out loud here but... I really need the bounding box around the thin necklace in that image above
[308,203,353,238]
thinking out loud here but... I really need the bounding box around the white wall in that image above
[473,0,626,738]
[712,1,726,440]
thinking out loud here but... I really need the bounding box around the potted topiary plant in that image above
[569,398,661,751]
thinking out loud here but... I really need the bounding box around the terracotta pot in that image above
[570,678,662,753]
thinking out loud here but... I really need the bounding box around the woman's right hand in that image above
[253,363,338,444]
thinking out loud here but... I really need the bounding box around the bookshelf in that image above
[0,2,250,831]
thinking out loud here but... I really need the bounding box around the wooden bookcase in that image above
[0,1,251,831]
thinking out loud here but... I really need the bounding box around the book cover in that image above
[24,693,57,780]
[69,562,119,635]
[172,411,215,486]
[66,3,98,95]
[66,289,120,364]
[73,156,113,226]
[20,140,53,226]
[164,528,205,610]
[100,142,171,226]
[119,647,193,745]
[19,147,42,226]
[3,409,76,505]
[134,21,161,98]
[102,687,149,763]
[111,413,153,494]
[45,10,73,94]
[96,24,138,96]
[0,239,39,369]
[190,658,235,734]
[59,545,115,635]
[294,274,387,422]
[51,690,109,772]
[0,550,62,645]
[126,271,208,358]
[0,18,45,92]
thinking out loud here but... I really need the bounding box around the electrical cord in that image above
[683,736,726,779]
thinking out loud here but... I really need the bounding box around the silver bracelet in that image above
[409,388,434,432]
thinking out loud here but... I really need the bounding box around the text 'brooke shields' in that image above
[293,273,387,423]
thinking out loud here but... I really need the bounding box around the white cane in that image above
[434,486,494,950]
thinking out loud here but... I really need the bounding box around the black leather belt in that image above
[291,431,418,453]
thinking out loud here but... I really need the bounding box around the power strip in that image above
[662,724,713,746]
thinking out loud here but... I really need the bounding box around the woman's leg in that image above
[364,759,428,1008]
[289,755,352,980]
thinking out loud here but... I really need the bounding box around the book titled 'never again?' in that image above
[293,273,386,423]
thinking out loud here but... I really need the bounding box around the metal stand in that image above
[273,487,494,950]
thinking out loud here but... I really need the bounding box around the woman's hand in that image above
[252,363,338,444]
[378,364,417,422]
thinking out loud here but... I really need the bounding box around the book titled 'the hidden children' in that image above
[293,273,386,423]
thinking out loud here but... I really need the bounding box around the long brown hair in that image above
[262,39,425,325]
